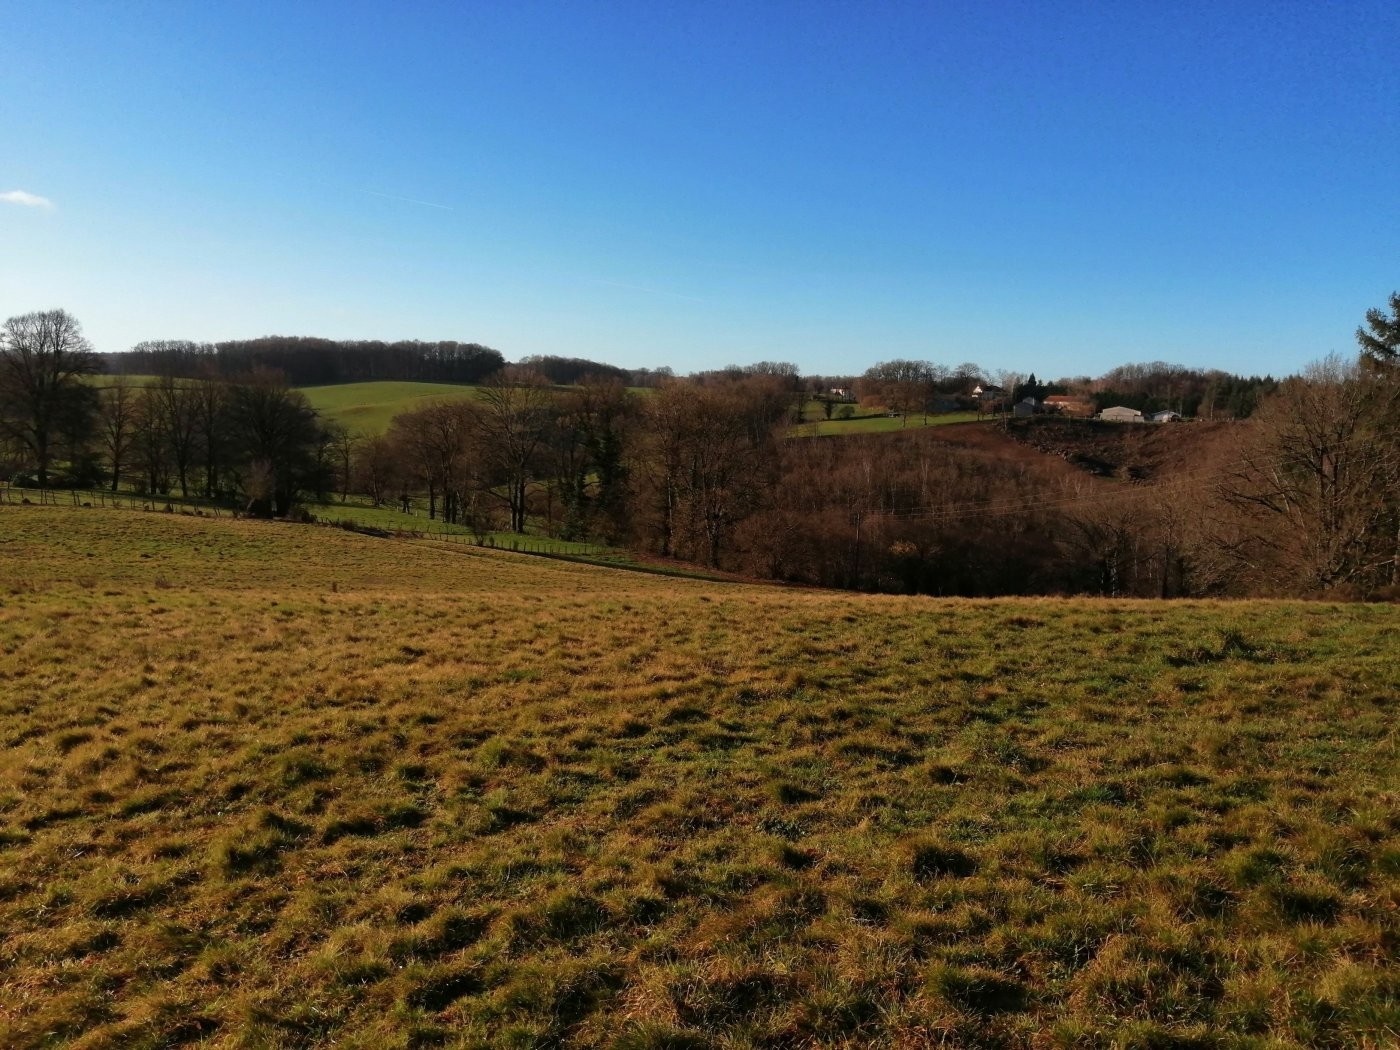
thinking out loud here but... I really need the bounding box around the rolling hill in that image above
[298,381,489,434]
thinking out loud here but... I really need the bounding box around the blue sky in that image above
[2,1,1397,377]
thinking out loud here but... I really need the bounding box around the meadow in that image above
[298,382,489,435]
[1,507,1397,1048]
[789,411,982,438]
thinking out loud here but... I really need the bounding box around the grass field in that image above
[298,382,489,434]
[3,487,651,570]
[790,412,983,437]
[2,507,1398,1048]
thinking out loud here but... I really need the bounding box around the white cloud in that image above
[1,190,54,209]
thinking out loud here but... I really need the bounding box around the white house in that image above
[1099,406,1144,423]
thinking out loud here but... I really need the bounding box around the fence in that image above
[377,521,609,560]
[0,485,230,516]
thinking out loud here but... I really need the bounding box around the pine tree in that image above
[1357,291,1400,369]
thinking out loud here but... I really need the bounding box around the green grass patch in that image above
[298,380,488,434]
[790,411,983,437]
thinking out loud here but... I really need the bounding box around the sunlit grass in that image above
[1,507,1397,1048]
[301,381,654,435]
[791,411,983,437]
[299,381,489,435]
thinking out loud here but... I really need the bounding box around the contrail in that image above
[361,189,454,211]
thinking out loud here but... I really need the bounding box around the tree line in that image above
[106,337,506,387]
[103,338,673,390]
[5,295,1399,597]
[1,313,332,515]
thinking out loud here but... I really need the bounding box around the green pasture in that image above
[299,381,488,434]
[791,410,983,437]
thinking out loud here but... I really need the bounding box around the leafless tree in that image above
[390,400,481,524]
[223,371,325,517]
[97,377,138,491]
[326,423,358,503]
[131,388,172,495]
[858,360,935,425]
[476,370,555,533]
[355,434,399,508]
[0,309,98,486]
[549,379,636,540]
[192,371,229,498]
[149,374,201,497]
[1221,356,1400,592]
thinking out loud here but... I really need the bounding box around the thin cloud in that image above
[362,188,452,211]
[1,190,54,209]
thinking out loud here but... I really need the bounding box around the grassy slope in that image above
[89,377,485,436]
[790,412,983,437]
[303,382,653,435]
[299,381,488,435]
[2,508,1398,1048]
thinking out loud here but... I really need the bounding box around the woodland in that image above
[3,293,1398,599]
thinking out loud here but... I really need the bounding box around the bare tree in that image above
[149,375,201,497]
[390,401,481,524]
[476,370,555,533]
[635,376,784,566]
[858,360,935,425]
[131,388,171,495]
[1221,356,1400,592]
[192,372,229,498]
[224,371,325,517]
[355,434,399,508]
[97,378,138,491]
[549,379,636,540]
[326,423,358,503]
[0,309,98,486]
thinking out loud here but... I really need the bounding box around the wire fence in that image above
[0,485,231,516]
[369,521,609,559]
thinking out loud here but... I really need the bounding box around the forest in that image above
[4,293,1399,600]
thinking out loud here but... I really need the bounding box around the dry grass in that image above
[1,507,1397,1048]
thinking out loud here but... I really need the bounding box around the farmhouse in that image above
[1099,405,1145,423]
[971,383,1004,400]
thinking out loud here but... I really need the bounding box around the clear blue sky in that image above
[3,1,1397,378]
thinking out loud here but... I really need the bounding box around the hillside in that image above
[299,381,488,434]
[1003,417,1240,483]
[1,508,1397,1047]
